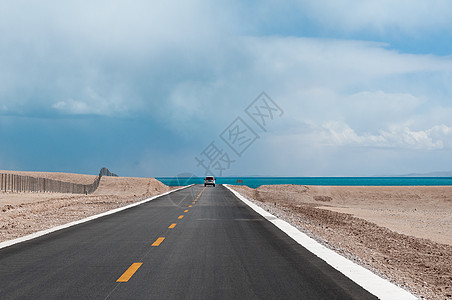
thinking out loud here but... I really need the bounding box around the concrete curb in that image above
[0,184,194,250]
[224,184,417,300]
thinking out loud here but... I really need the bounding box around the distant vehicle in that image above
[204,176,215,187]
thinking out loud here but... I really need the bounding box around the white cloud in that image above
[52,100,90,115]
[243,36,452,86]
[319,121,452,150]
[51,86,130,116]
[339,91,427,132]
[298,0,452,35]
[348,91,423,113]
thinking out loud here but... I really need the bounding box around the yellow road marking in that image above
[192,202,195,204]
[178,215,184,219]
[116,263,142,282]
[152,237,165,246]
[168,223,177,229]
[188,205,192,208]
[184,209,189,212]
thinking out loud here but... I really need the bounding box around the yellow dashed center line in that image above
[115,187,208,283]
[116,263,142,282]
[152,237,165,246]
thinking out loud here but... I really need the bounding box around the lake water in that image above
[156,177,452,188]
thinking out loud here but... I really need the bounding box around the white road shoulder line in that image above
[224,184,417,300]
[0,184,194,250]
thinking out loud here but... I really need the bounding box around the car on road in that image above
[204,176,215,187]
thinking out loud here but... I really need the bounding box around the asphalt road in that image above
[0,185,377,299]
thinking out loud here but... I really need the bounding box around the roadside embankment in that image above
[1,173,170,243]
[229,184,452,300]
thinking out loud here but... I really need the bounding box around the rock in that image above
[313,196,332,202]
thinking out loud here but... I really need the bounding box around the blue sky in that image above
[1,0,452,177]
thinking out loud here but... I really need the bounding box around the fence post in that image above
[0,169,112,194]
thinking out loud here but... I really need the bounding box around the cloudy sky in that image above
[1,0,452,177]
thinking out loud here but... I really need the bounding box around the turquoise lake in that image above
[156,177,452,188]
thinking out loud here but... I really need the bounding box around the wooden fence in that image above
[0,168,117,194]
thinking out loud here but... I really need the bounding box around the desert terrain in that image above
[2,171,451,299]
[229,184,452,300]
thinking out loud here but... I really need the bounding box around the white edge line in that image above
[0,184,194,250]
[224,184,418,300]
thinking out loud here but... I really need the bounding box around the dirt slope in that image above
[1,174,170,243]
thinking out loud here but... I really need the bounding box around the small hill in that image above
[94,176,169,197]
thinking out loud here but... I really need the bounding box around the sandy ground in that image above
[1,174,170,243]
[229,184,452,300]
